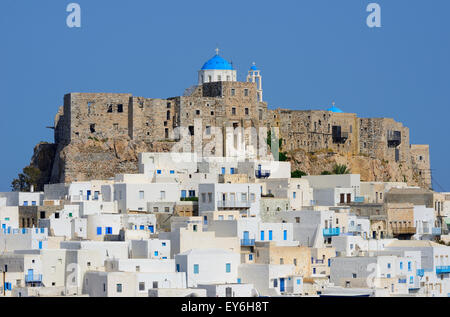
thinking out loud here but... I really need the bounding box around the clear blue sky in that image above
[0,0,449,191]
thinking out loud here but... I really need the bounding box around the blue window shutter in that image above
[260,231,264,241]
[139,225,144,230]
[149,225,154,233]
[237,278,241,284]
[181,190,186,198]
[38,241,42,249]
[283,230,287,240]
[269,230,273,241]
[170,170,175,174]
[157,170,162,174]
[194,264,199,274]
[97,227,102,235]
[226,263,231,273]
[154,251,158,256]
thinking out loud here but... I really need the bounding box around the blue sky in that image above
[0,0,449,191]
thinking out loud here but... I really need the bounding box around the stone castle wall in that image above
[43,81,431,188]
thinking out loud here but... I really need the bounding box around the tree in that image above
[11,165,41,192]
[332,164,351,175]
[291,170,307,178]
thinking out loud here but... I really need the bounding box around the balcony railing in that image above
[241,239,255,246]
[25,274,43,283]
[255,170,271,179]
[436,266,450,274]
[391,227,416,235]
[217,200,251,209]
[323,228,340,237]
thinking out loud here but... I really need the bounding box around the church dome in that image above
[201,55,233,70]
[250,63,259,71]
[327,105,344,113]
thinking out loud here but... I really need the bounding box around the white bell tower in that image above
[247,62,263,102]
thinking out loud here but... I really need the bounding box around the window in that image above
[117,104,123,113]
[232,107,236,115]
[116,284,122,293]
[260,231,265,241]
[139,282,145,291]
[194,264,199,274]
[245,108,249,115]
[96,227,102,235]
[231,89,235,96]
[170,170,175,174]
[249,254,253,261]
[154,251,159,257]
[387,263,391,269]
[164,207,170,213]
[160,191,166,200]
[105,227,112,234]
[32,201,36,206]
[244,89,249,96]
[205,126,211,135]
[226,263,231,273]
[283,230,287,240]
[408,261,412,271]
[269,230,273,241]
[139,191,144,200]
[195,110,200,116]
[400,262,403,270]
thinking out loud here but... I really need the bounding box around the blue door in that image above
[280,278,285,292]
[243,231,249,241]
[27,269,33,279]
[230,168,235,175]
[181,190,186,198]
[87,190,91,200]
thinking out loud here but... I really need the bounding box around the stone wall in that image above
[29,82,432,189]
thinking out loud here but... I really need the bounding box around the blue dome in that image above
[327,105,344,113]
[201,55,233,70]
[250,64,259,71]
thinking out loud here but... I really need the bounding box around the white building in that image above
[175,248,240,287]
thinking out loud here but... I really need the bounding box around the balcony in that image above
[241,239,255,246]
[387,130,402,148]
[25,274,42,283]
[391,227,416,235]
[255,170,271,179]
[217,200,251,209]
[323,228,340,237]
[436,266,450,274]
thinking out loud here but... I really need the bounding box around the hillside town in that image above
[1,150,449,297]
[2,52,448,297]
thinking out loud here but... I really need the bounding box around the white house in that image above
[175,248,240,287]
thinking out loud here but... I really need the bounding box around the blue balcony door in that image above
[280,278,285,292]
[27,269,33,278]
[243,231,249,241]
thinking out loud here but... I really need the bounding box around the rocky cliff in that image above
[29,139,427,189]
